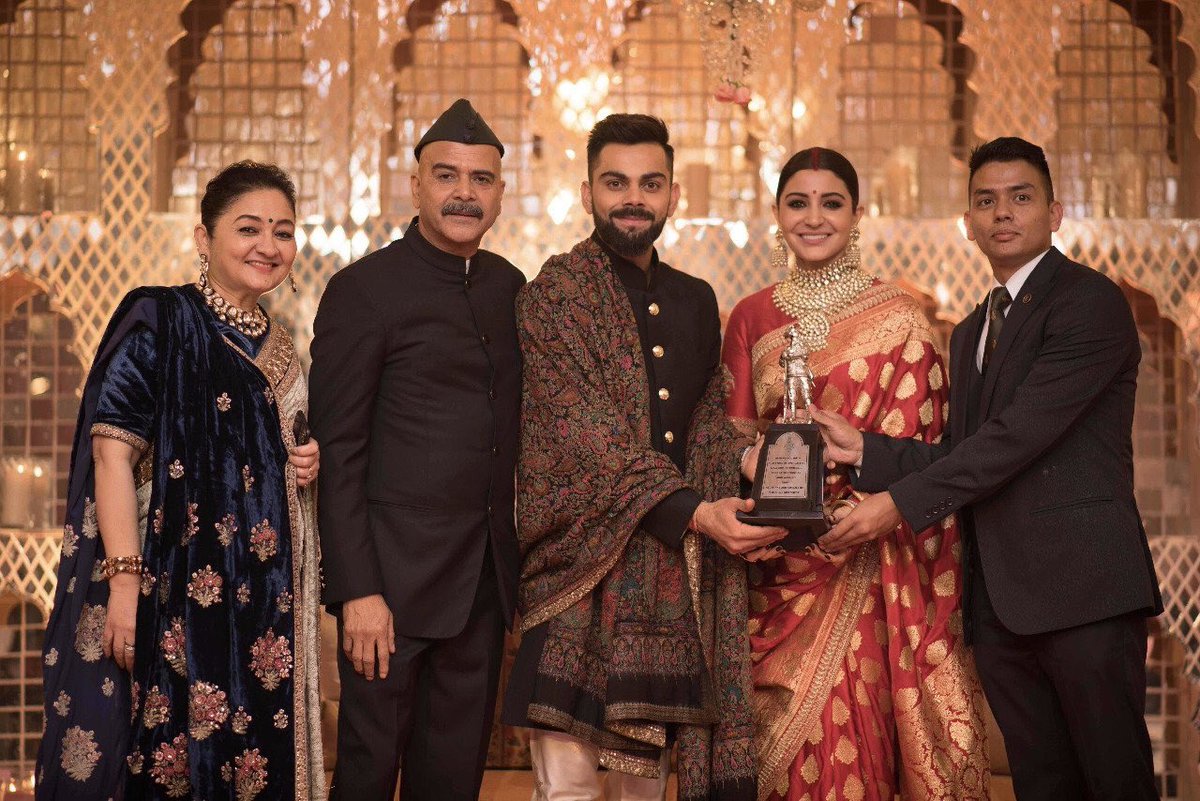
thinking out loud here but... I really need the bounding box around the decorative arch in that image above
[1055,0,1181,218]
[166,0,320,217]
[385,0,535,216]
[838,0,974,216]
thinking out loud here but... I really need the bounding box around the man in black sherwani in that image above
[309,99,524,801]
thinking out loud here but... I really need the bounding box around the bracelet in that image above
[98,555,143,580]
[823,498,857,519]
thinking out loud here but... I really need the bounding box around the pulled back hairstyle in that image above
[776,147,860,207]
[586,114,674,178]
[968,136,1055,201]
[200,160,297,233]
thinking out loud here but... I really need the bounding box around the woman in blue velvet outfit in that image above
[36,162,324,800]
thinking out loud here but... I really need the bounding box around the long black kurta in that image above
[502,233,722,729]
[309,217,524,637]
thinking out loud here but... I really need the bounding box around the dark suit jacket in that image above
[309,218,525,638]
[857,247,1161,637]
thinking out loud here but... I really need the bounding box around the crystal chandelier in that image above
[683,0,825,102]
[510,0,631,129]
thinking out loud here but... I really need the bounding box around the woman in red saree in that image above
[723,148,990,800]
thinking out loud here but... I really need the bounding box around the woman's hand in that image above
[103,573,140,671]
[741,433,765,482]
[290,438,320,487]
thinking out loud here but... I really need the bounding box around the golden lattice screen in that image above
[0,0,96,213]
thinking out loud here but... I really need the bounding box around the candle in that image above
[4,149,39,213]
[0,458,33,527]
[26,461,50,527]
[38,168,54,212]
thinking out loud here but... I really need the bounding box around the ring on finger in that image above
[123,643,135,651]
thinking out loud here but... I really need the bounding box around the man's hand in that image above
[692,498,787,555]
[818,492,902,552]
[809,406,864,468]
[342,594,396,681]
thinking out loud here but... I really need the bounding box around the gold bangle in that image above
[823,498,857,519]
[98,555,143,580]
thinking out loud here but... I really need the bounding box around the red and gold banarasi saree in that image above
[722,280,990,801]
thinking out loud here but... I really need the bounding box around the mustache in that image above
[610,207,655,221]
[442,201,484,218]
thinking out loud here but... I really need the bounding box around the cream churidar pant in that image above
[528,730,669,801]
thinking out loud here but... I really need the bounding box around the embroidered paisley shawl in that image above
[722,281,990,801]
[516,237,756,800]
[37,286,323,801]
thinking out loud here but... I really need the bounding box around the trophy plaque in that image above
[736,324,829,550]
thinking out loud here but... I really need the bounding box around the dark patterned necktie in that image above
[982,286,1012,372]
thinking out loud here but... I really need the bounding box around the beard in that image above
[593,206,667,259]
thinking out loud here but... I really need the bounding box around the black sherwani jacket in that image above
[309,217,525,637]
[856,247,1161,639]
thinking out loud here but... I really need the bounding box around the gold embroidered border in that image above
[599,747,661,779]
[520,543,628,632]
[606,701,712,727]
[89,423,148,454]
[250,329,324,801]
[134,445,154,488]
[527,704,646,752]
[896,642,991,799]
[607,721,668,748]
[756,544,880,800]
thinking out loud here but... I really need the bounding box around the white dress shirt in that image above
[975,250,1049,372]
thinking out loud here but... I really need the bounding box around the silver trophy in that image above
[736,324,829,546]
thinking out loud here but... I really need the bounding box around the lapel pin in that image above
[1022,293,1032,304]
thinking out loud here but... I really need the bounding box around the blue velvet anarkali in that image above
[36,285,324,800]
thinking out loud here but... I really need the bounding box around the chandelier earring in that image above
[288,269,298,293]
[771,227,790,272]
[198,253,210,278]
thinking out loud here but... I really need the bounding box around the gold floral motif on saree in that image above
[755,545,879,799]
[896,644,990,799]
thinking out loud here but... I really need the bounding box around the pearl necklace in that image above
[196,273,269,338]
[771,242,874,353]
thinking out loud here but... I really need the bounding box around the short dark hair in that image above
[586,114,674,178]
[776,147,859,206]
[968,137,1055,201]
[200,160,297,233]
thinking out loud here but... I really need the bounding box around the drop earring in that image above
[771,227,789,272]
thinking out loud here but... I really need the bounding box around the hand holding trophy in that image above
[736,324,830,549]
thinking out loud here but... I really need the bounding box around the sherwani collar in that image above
[405,215,477,275]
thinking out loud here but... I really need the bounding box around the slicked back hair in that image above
[586,114,674,179]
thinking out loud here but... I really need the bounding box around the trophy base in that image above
[736,510,829,551]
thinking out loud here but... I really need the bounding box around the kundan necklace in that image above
[771,233,874,353]
[196,271,269,338]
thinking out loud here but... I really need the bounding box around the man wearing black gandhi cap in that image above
[309,98,525,800]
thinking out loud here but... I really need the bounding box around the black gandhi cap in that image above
[413,98,505,161]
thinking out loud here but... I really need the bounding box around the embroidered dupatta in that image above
[722,281,989,801]
[37,286,323,800]
[516,237,756,800]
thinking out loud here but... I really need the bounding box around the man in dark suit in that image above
[812,137,1161,801]
[308,99,525,801]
